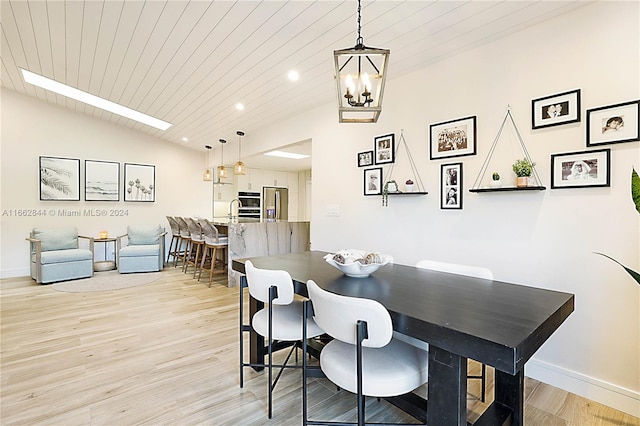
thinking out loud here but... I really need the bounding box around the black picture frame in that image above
[374,133,395,165]
[357,150,374,167]
[363,167,382,196]
[430,116,477,160]
[441,163,462,209]
[85,160,120,201]
[586,100,640,146]
[550,149,610,189]
[531,89,581,129]
[39,156,80,201]
[124,163,155,202]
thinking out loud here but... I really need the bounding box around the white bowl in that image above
[324,249,393,278]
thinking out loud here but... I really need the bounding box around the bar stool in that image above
[165,216,182,264]
[198,219,228,286]
[174,217,191,269]
[184,217,205,277]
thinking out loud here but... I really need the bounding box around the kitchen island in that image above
[211,218,310,287]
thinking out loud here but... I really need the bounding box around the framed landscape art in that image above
[124,163,155,202]
[550,149,610,189]
[39,156,80,201]
[532,89,581,129]
[586,100,639,146]
[85,160,120,201]
[430,116,476,160]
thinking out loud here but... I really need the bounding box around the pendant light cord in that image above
[356,0,363,47]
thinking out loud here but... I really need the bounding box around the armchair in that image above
[26,227,94,284]
[117,225,166,273]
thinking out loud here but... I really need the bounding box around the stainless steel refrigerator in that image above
[262,186,289,220]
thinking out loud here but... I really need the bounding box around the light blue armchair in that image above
[117,225,166,273]
[27,227,94,284]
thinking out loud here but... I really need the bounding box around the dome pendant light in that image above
[333,0,389,123]
[217,139,228,179]
[234,131,246,175]
[203,145,213,181]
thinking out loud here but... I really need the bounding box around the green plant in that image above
[512,158,535,177]
[382,180,397,206]
[492,172,500,181]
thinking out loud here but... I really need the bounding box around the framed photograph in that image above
[374,133,395,165]
[440,163,462,209]
[532,89,581,129]
[430,116,476,160]
[587,100,639,146]
[363,167,382,196]
[550,149,610,189]
[85,160,120,201]
[124,163,155,202]
[39,156,80,201]
[357,150,373,167]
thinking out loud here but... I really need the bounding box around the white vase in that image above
[490,179,502,188]
[405,184,415,192]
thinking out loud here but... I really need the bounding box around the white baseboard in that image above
[526,358,640,418]
[0,267,30,279]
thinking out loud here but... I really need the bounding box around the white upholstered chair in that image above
[240,260,323,419]
[303,280,428,426]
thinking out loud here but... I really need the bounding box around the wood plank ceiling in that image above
[2,0,588,167]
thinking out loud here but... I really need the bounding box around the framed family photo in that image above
[124,163,155,202]
[39,156,80,201]
[586,100,639,146]
[374,133,395,165]
[550,149,610,189]
[532,89,581,129]
[85,160,120,201]
[440,163,462,209]
[357,150,373,167]
[430,116,476,160]
[363,167,382,196]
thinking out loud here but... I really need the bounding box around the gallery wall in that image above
[244,1,640,416]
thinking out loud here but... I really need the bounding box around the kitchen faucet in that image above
[229,199,243,219]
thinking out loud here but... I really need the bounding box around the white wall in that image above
[1,89,211,276]
[235,2,640,416]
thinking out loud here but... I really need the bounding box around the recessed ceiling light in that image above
[20,68,172,131]
[235,103,245,111]
[264,150,309,160]
[287,70,299,81]
[182,137,189,142]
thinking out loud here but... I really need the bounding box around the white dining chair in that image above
[303,280,428,426]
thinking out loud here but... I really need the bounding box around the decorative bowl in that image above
[324,249,393,278]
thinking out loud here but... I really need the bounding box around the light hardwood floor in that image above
[1,267,638,425]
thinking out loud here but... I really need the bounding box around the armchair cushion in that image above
[127,225,163,245]
[32,227,79,251]
[119,244,159,257]
[38,248,93,265]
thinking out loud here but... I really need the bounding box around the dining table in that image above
[232,251,574,426]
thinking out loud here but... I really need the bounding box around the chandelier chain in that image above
[356,0,363,46]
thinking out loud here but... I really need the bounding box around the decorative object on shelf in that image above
[512,158,535,187]
[379,129,428,205]
[405,179,415,192]
[374,133,395,164]
[203,145,213,181]
[124,163,155,202]
[429,116,477,160]
[363,167,382,196]
[85,160,120,201]
[324,249,393,278]
[381,180,398,206]
[550,149,610,189]
[39,156,81,201]
[99,231,109,239]
[470,106,545,192]
[234,131,246,175]
[586,99,639,146]
[217,139,228,179]
[357,150,373,167]
[441,163,463,209]
[531,89,581,129]
[490,172,502,188]
[333,0,389,123]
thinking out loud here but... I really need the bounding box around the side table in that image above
[94,237,117,272]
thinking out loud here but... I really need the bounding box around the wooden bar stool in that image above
[198,219,228,287]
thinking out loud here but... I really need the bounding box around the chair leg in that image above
[181,240,191,272]
[198,246,208,281]
[192,242,202,279]
[208,247,217,287]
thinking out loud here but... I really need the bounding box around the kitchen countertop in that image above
[210,217,305,226]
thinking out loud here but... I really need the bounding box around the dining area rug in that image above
[51,270,162,293]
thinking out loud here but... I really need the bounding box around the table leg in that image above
[495,369,524,426]
[427,345,467,426]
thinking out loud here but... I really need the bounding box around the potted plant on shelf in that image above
[382,180,399,206]
[512,158,535,188]
[490,172,501,188]
[405,179,415,192]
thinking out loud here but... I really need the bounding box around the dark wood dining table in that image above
[232,251,574,426]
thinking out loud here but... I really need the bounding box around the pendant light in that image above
[333,0,389,123]
[217,139,228,179]
[203,145,213,181]
[234,131,247,175]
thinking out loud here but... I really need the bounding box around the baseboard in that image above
[525,358,640,417]
[0,267,30,279]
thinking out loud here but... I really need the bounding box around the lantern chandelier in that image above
[217,139,228,179]
[234,131,246,175]
[333,0,390,123]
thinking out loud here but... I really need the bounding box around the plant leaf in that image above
[632,168,640,214]
[595,252,640,285]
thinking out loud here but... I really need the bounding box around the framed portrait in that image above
[363,167,382,196]
[440,163,462,209]
[39,156,80,201]
[124,163,155,202]
[586,100,639,146]
[357,150,373,167]
[532,89,581,129]
[550,149,610,189]
[374,133,395,165]
[85,160,120,201]
[429,116,476,160]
